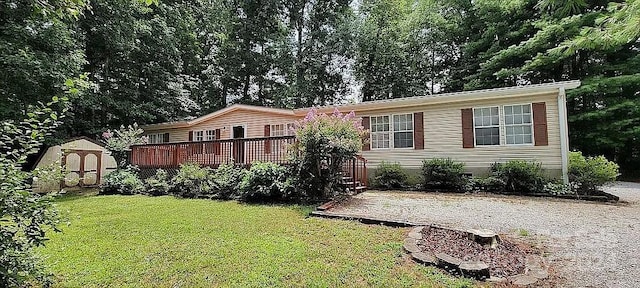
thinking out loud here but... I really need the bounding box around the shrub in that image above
[569,151,619,194]
[239,162,290,202]
[171,163,214,198]
[469,176,506,193]
[289,108,367,200]
[211,164,246,200]
[100,167,145,195]
[373,162,408,190]
[144,169,171,196]
[1,97,67,287]
[490,160,546,194]
[422,158,467,191]
[543,181,572,195]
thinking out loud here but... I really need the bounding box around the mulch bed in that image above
[416,226,534,278]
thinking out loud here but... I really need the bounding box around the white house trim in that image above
[558,86,570,184]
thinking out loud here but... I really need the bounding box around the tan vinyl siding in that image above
[143,110,299,164]
[145,110,299,143]
[359,92,562,175]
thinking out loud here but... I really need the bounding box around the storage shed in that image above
[32,137,117,192]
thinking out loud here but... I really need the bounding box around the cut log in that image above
[403,238,420,254]
[435,253,462,273]
[459,261,490,280]
[467,229,500,248]
[510,274,538,286]
[411,252,436,265]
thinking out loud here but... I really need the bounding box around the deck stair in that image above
[341,176,367,194]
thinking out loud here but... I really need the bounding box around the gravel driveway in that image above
[326,182,640,288]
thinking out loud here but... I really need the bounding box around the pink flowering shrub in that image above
[288,108,368,199]
[102,123,148,168]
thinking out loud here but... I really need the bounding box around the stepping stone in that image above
[435,253,462,273]
[510,274,538,286]
[459,261,490,280]
[403,238,420,253]
[411,252,436,265]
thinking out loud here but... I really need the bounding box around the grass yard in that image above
[38,194,474,287]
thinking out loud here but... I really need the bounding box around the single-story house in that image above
[32,137,118,192]
[139,80,580,183]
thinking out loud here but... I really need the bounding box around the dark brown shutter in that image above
[532,102,549,146]
[264,125,271,154]
[461,108,474,148]
[163,133,170,143]
[214,128,221,155]
[413,112,424,149]
[188,131,193,142]
[361,116,370,151]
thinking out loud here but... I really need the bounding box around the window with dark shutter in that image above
[461,109,474,148]
[264,125,271,154]
[532,102,549,146]
[414,112,424,149]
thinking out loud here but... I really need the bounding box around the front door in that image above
[232,125,245,164]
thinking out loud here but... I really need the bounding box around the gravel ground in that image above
[327,182,640,288]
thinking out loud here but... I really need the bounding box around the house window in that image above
[370,116,391,149]
[205,130,216,141]
[473,107,500,146]
[270,124,286,137]
[148,133,167,144]
[504,104,533,145]
[148,134,158,144]
[195,131,204,142]
[270,123,294,153]
[393,114,414,148]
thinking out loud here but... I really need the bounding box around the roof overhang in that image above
[293,80,581,115]
[141,104,296,131]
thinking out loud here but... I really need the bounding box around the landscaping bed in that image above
[416,226,533,278]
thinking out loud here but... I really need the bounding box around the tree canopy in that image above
[1,0,639,171]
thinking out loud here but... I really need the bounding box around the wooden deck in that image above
[130,136,368,190]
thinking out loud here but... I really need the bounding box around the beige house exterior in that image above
[141,81,580,183]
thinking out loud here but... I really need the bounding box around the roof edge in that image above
[142,104,296,131]
[293,80,581,115]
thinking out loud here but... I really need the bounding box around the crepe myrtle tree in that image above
[289,108,368,200]
[102,124,148,169]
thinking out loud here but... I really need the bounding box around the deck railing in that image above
[130,136,296,168]
[130,136,368,189]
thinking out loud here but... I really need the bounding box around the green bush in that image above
[100,167,145,195]
[569,151,619,194]
[373,162,409,190]
[422,158,467,191]
[490,160,546,194]
[239,162,291,202]
[211,164,246,200]
[171,163,214,198]
[144,169,171,196]
[469,176,506,193]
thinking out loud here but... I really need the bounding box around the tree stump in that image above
[459,261,490,280]
[467,229,500,248]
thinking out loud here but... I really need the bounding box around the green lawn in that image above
[38,194,473,287]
